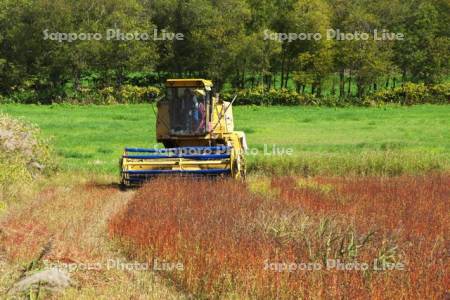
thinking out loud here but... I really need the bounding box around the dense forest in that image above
[0,0,449,103]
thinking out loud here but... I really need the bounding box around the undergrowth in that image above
[0,114,57,203]
[248,151,448,177]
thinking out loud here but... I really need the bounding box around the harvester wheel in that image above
[233,153,246,180]
[240,154,247,180]
[119,181,127,191]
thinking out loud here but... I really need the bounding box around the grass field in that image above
[1,104,449,176]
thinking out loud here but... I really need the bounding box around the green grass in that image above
[1,104,449,175]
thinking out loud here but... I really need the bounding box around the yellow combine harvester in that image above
[120,79,247,186]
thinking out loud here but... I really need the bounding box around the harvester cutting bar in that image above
[124,169,231,175]
[120,145,233,186]
[125,146,230,153]
[123,154,230,160]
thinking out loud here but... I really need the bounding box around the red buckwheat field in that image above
[109,175,449,299]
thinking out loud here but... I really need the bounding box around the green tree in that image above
[394,1,449,84]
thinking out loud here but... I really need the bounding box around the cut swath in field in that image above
[0,179,181,299]
[109,175,449,299]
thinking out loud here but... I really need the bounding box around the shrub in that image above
[0,114,57,200]
[224,82,449,106]
[225,88,322,106]
[99,86,116,104]
[0,85,162,105]
[62,85,161,104]
[97,85,161,104]
[365,82,450,105]
[429,82,450,103]
[1,82,447,106]
[117,85,161,104]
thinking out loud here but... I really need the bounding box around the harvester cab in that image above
[120,79,247,186]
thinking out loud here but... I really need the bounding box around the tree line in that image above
[0,0,448,102]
